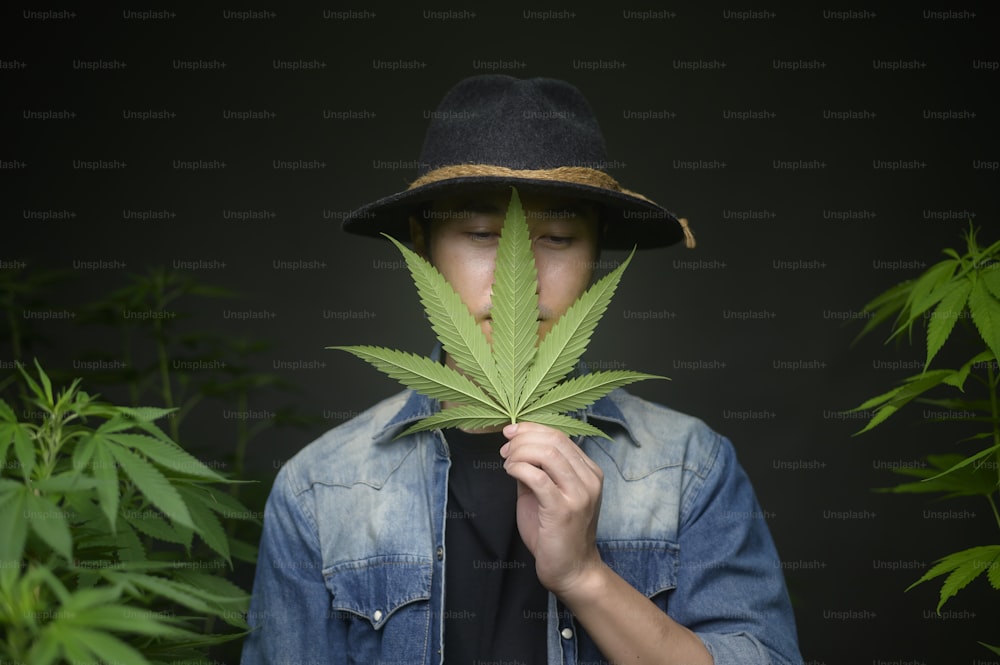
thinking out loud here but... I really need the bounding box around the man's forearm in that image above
[558,562,713,665]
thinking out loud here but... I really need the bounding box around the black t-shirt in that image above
[443,427,548,664]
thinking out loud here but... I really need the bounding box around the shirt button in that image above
[560,628,574,640]
[436,546,444,560]
[373,610,383,622]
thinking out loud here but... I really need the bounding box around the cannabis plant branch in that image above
[0,361,252,664]
[850,225,1000,655]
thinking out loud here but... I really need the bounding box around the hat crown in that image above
[418,75,608,175]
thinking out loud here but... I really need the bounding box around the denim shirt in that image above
[241,387,802,665]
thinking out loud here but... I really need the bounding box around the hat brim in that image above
[341,176,687,250]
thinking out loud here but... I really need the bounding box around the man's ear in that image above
[409,215,429,260]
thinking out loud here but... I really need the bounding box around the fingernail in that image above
[503,423,518,436]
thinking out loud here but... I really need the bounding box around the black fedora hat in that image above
[341,75,694,250]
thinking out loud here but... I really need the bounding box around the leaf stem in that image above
[230,389,249,502]
[123,325,139,406]
[989,361,1000,531]
[987,494,1000,532]
[152,282,178,441]
[36,379,65,480]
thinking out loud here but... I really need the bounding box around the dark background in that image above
[3,4,999,663]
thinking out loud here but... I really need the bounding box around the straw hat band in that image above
[408,165,642,198]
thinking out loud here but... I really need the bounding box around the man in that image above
[241,76,801,664]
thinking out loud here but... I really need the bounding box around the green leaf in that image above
[969,276,1000,363]
[122,413,176,446]
[942,350,995,390]
[0,398,16,423]
[71,434,97,472]
[123,505,189,546]
[107,571,245,626]
[228,536,258,563]
[853,278,913,344]
[491,187,539,411]
[25,493,73,559]
[0,399,17,471]
[59,583,124,611]
[177,485,231,564]
[51,377,83,417]
[521,370,665,416]
[67,604,189,636]
[907,545,1000,611]
[0,420,35,481]
[980,643,1000,657]
[12,420,36,481]
[118,405,178,423]
[32,472,100,494]
[918,444,999,484]
[0,483,28,562]
[519,412,613,439]
[519,249,636,411]
[26,631,60,665]
[68,627,151,665]
[983,262,1000,300]
[879,454,996,498]
[111,516,148,562]
[989,557,1000,590]
[90,442,119,531]
[107,432,225,481]
[171,570,249,626]
[330,345,501,413]
[172,569,249,605]
[108,444,194,530]
[18,360,49,407]
[93,415,139,437]
[853,369,955,433]
[32,358,56,407]
[916,395,991,413]
[925,278,971,368]
[890,258,960,342]
[396,406,512,438]
[187,484,257,519]
[380,234,505,404]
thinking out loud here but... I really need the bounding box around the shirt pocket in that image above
[596,539,679,600]
[323,554,433,628]
[323,555,435,664]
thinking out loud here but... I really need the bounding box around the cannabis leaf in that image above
[330,186,664,439]
[907,545,1000,612]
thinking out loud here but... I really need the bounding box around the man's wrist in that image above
[551,553,613,608]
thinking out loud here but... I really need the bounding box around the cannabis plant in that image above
[332,187,663,439]
[0,361,251,664]
[851,225,1000,654]
[78,266,308,505]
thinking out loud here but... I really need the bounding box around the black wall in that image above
[3,5,999,663]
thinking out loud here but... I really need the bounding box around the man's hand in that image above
[499,421,714,665]
[500,421,606,595]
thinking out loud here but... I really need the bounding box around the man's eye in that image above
[466,231,499,241]
[536,235,573,246]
